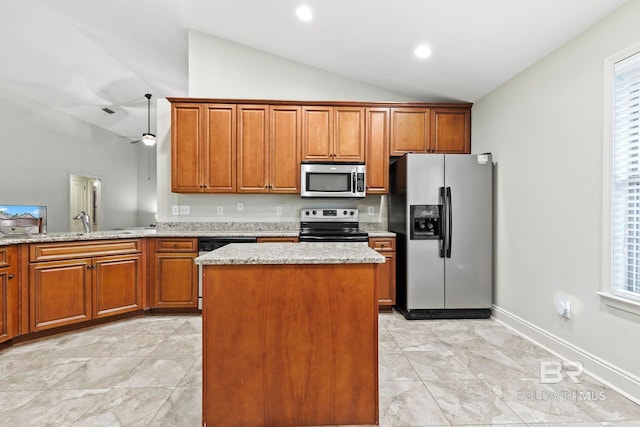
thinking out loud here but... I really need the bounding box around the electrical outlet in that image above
[217,206,223,215]
[367,206,374,215]
[237,202,244,212]
[179,205,190,215]
[172,205,179,215]
[276,207,282,216]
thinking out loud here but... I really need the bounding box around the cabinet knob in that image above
[174,243,178,248]
[8,274,14,279]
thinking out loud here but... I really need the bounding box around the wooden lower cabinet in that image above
[369,237,396,310]
[29,240,144,332]
[0,246,19,343]
[150,238,198,308]
[93,254,143,318]
[202,263,378,426]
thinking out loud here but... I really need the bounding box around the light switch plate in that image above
[179,205,190,215]
[217,206,223,215]
[237,202,243,212]
[172,205,179,215]
[368,206,374,215]
[276,207,282,216]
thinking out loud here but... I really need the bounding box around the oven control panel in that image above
[301,208,359,222]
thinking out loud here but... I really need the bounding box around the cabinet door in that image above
[204,104,237,192]
[238,105,270,193]
[376,252,396,309]
[390,108,430,155]
[431,108,471,154]
[171,103,202,192]
[302,106,333,161]
[93,254,143,318]
[334,107,365,161]
[270,106,301,193]
[365,108,390,194]
[0,268,18,343]
[153,253,198,308]
[30,259,92,331]
[0,246,17,343]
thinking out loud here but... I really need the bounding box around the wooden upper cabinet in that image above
[302,106,364,162]
[171,103,236,193]
[302,106,333,161]
[204,104,236,192]
[365,108,390,194]
[237,105,269,193]
[171,103,202,192]
[334,107,365,161]
[269,106,301,193]
[238,105,301,193]
[431,107,471,154]
[390,108,430,155]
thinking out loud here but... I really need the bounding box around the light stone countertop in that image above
[195,242,386,265]
[0,228,394,246]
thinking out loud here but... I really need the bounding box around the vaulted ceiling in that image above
[0,0,627,140]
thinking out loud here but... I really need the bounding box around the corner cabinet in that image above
[149,238,198,308]
[0,246,19,343]
[29,240,144,331]
[171,103,236,193]
[369,237,396,311]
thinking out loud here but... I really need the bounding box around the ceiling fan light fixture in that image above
[142,132,156,146]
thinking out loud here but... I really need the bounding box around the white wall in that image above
[472,0,640,396]
[0,86,141,232]
[156,31,417,225]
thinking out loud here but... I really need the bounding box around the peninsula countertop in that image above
[195,242,386,265]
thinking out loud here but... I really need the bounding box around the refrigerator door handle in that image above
[446,187,452,258]
[439,186,446,258]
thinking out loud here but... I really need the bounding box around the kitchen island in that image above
[195,242,385,427]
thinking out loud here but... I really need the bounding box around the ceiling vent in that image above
[102,107,115,114]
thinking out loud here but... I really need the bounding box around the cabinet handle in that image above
[8,274,14,279]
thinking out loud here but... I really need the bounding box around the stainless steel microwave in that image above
[300,162,366,198]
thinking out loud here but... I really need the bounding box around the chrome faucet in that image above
[73,211,91,234]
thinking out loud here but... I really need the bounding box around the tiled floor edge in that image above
[492,304,640,406]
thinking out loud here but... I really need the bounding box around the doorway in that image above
[69,174,102,232]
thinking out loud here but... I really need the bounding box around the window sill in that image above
[597,292,640,317]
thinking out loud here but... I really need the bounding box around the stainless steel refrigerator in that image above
[389,153,493,319]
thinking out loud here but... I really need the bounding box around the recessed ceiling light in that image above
[296,5,312,21]
[414,45,432,59]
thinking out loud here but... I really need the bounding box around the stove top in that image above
[299,208,368,243]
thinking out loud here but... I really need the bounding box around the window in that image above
[610,50,640,303]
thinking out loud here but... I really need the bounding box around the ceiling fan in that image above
[128,93,156,146]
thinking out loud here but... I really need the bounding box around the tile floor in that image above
[0,311,639,426]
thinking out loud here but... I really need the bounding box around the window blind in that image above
[612,51,640,301]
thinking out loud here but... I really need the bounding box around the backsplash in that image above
[159,193,388,230]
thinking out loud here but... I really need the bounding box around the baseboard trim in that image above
[492,304,640,405]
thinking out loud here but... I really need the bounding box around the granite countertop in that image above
[0,227,394,246]
[195,242,386,265]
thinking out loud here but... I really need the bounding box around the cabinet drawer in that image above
[368,237,395,252]
[30,239,142,262]
[257,237,299,243]
[155,238,198,252]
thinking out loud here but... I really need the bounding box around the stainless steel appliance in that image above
[197,237,257,309]
[389,153,493,319]
[299,208,369,242]
[300,162,366,198]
